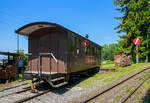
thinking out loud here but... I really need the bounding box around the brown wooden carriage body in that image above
[16,22,102,87]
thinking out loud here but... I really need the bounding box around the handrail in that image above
[50,53,58,63]
[39,53,51,55]
[39,52,58,75]
[39,53,58,63]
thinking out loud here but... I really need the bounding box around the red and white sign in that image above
[82,41,87,48]
[133,38,141,45]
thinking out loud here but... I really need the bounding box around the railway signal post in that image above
[133,38,141,64]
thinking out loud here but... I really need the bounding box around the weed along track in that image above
[121,76,150,103]
[82,67,150,103]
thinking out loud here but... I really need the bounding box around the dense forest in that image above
[102,0,150,62]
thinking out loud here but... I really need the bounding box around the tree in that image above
[16,51,28,66]
[102,44,120,61]
[114,0,150,62]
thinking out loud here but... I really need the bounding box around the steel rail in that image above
[15,87,31,94]
[0,82,44,98]
[14,89,51,103]
[0,87,31,98]
[82,67,150,103]
[121,76,150,103]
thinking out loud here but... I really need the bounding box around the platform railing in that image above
[39,53,58,62]
[50,53,58,75]
[39,53,58,76]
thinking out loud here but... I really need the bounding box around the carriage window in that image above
[98,48,101,55]
[85,47,87,54]
[87,46,90,54]
[94,47,97,55]
[75,38,80,55]
[79,39,84,55]
[71,36,75,52]
[92,47,95,55]
[96,48,98,55]
[76,38,80,49]
[77,49,79,54]
[97,48,99,55]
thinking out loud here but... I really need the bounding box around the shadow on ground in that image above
[0,68,101,95]
[142,89,150,103]
[35,68,100,95]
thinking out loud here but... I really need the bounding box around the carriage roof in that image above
[16,22,102,48]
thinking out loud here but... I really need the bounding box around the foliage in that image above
[102,43,120,61]
[141,78,150,103]
[16,51,28,66]
[114,0,150,62]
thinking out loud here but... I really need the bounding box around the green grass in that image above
[125,87,135,93]
[101,61,115,68]
[139,79,150,103]
[79,63,150,86]
[101,63,115,69]
[14,73,23,81]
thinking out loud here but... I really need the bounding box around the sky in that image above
[0,0,121,53]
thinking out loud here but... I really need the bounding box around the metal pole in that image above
[17,34,19,52]
[146,34,149,62]
[136,45,138,64]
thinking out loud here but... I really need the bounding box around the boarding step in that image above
[51,77,65,82]
[54,82,68,88]
[45,74,68,88]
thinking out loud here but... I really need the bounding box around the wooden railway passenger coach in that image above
[16,22,102,87]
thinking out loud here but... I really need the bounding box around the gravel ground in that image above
[0,81,31,98]
[0,81,45,103]
[84,70,150,103]
[21,69,150,103]
[0,68,150,103]
[88,73,145,103]
[18,74,117,103]
[125,78,150,103]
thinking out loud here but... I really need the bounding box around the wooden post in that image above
[17,34,19,52]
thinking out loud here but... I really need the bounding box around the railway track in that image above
[14,89,51,103]
[0,82,45,99]
[82,67,150,103]
[121,76,150,103]
[0,82,28,92]
[0,86,31,98]
[0,82,51,103]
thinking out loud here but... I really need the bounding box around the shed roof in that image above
[0,51,19,56]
